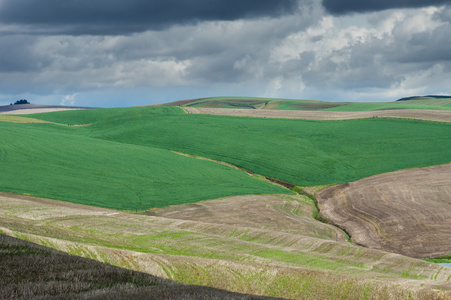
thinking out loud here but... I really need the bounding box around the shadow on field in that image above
[0,234,283,300]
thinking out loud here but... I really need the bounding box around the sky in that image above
[1,0,451,107]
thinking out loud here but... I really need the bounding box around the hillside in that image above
[21,106,451,189]
[397,95,451,102]
[0,233,280,300]
[1,192,450,299]
[162,96,451,111]
[0,107,289,210]
[318,163,451,258]
[184,106,451,123]
[0,104,95,114]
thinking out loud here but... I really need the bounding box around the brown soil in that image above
[0,104,93,115]
[0,192,120,220]
[0,108,83,115]
[184,107,451,123]
[317,163,451,258]
[150,195,346,241]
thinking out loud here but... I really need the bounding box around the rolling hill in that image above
[162,95,451,111]
[24,106,451,188]
[1,98,451,299]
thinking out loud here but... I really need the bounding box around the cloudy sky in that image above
[1,0,451,107]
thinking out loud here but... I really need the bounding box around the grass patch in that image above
[425,254,451,264]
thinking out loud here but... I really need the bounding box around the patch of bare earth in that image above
[0,104,93,115]
[150,194,346,241]
[0,192,120,220]
[0,108,84,115]
[317,163,451,258]
[184,107,451,123]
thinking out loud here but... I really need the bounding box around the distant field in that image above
[184,107,451,123]
[23,106,451,188]
[163,96,451,111]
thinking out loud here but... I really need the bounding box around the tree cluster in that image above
[11,99,30,105]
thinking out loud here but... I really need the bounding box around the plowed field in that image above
[184,107,451,123]
[317,164,451,258]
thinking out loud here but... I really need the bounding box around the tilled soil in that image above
[150,194,347,241]
[184,107,451,123]
[317,163,451,258]
[0,104,92,115]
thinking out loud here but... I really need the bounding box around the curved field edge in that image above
[317,163,451,259]
[26,106,451,188]
[0,193,450,299]
[0,119,289,210]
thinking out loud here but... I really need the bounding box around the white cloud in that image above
[60,93,78,106]
[261,6,451,101]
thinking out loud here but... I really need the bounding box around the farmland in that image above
[318,163,451,258]
[0,118,288,210]
[1,99,451,299]
[164,95,451,111]
[1,192,450,299]
[184,106,451,123]
[22,106,451,189]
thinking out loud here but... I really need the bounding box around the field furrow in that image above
[318,163,451,258]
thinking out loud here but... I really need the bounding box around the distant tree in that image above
[13,99,30,105]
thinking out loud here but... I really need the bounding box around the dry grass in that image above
[0,234,281,300]
[318,163,451,258]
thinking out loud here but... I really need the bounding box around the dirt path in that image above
[317,163,451,258]
[184,107,451,122]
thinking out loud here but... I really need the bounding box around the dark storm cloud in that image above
[0,0,299,35]
[323,0,451,15]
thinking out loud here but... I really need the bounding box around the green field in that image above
[0,111,289,210]
[167,96,451,111]
[28,106,451,187]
